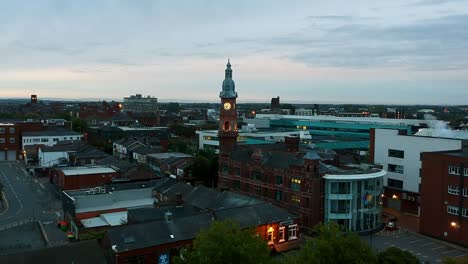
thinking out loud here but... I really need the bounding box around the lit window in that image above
[279,226,285,242]
[267,227,274,245]
[291,178,301,191]
[291,195,301,204]
[448,186,460,195]
[288,224,298,240]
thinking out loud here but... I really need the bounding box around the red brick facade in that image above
[51,169,118,190]
[420,151,468,247]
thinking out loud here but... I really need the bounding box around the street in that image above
[0,161,61,229]
[362,230,468,263]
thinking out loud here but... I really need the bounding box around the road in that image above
[362,230,468,263]
[0,162,61,228]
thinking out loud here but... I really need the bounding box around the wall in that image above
[23,134,82,149]
[39,149,69,167]
[55,171,117,190]
[420,152,468,247]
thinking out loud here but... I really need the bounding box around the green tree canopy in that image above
[378,247,419,264]
[284,222,378,264]
[175,220,272,264]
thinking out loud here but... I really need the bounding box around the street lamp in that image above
[450,221,458,228]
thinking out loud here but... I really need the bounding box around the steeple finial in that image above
[227,59,231,66]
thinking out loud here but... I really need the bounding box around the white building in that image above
[22,130,82,149]
[323,166,386,232]
[295,108,315,116]
[372,128,465,213]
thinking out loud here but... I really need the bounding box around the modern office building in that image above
[123,94,159,113]
[323,165,385,232]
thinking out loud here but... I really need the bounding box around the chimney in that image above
[175,193,183,207]
[285,136,299,152]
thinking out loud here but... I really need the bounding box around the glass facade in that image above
[324,173,384,232]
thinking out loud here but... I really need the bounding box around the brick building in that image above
[0,121,43,161]
[420,147,468,247]
[51,166,118,190]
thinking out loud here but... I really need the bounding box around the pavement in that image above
[362,230,468,263]
[383,207,420,232]
[0,161,67,247]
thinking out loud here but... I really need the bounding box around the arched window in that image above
[224,121,230,131]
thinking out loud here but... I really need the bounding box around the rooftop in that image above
[22,129,81,137]
[59,166,116,176]
[64,187,154,213]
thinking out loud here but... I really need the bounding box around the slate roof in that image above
[0,240,106,264]
[132,145,162,155]
[214,203,297,228]
[230,148,306,169]
[40,141,85,152]
[107,212,214,253]
[128,205,200,223]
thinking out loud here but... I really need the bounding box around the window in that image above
[449,166,460,175]
[41,138,49,142]
[288,224,298,240]
[9,138,14,144]
[465,168,468,177]
[33,138,40,143]
[463,188,468,197]
[279,226,285,242]
[388,149,404,158]
[222,164,228,173]
[233,167,240,175]
[387,178,403,189]
[276,176,283,185]
[267,227,274,245]
[252,171,262,181]
[0,138,4,143]
[262,187,270,198]
[53,138,59,142]
[9,127,15,133]
[291,178,301,192]
[254,185,261,196]
[447,205,459,215]
[275,190,283,201]
[0,128,4,133]
[388,164,404,174]
[291,195,301,204]
[463,208,468,218]
[448,186,460,195]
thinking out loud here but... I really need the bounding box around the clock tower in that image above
[218,59,238,153]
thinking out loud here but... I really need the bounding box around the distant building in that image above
[123,94,159,113]
[31,94,38,104]
[295,108,314,116]
[420,148,468,247]
[22,129,82,149]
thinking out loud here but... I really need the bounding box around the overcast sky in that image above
[1,0,468,104]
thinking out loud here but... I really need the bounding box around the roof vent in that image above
[165,211,173,222]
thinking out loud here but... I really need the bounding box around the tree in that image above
[175,220,272,264]
[377,247,419,264]
[284,222,378,264]
[443,256,468,264]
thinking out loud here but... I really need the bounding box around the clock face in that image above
[224,102,231,110]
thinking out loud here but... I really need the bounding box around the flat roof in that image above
[147,152,192,159]
[23,130,81,137]
[60,166,116,176]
